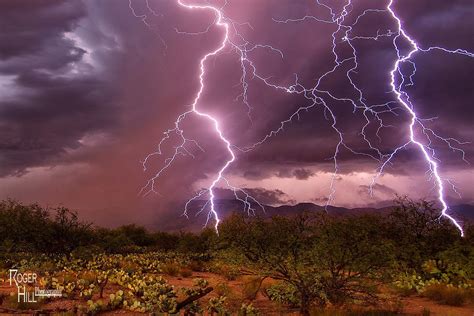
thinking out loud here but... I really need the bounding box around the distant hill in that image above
[159,200,387,231]
[159,199,474,232]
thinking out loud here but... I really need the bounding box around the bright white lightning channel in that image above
[136,0,472,235]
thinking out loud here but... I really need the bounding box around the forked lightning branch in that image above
[134,0,473,235]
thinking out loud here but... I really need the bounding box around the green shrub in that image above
[394,259,472,297]
[239,303,259,316]
[207,296,229,315]
[71,245,103,260]
[265,282,300,307]
[0,200,93,254]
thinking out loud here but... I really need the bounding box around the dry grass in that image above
[242,276,263,300]
[161,262,180,277]
[187,260,205,272]
[422,284,471,306]
[179,267,193,278]
[213,264,240,281]
[311,309,399,316]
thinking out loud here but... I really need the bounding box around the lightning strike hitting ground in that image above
[134,0,472,235]
[385,0,470,236]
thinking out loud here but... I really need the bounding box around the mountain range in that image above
[160,199,474,232]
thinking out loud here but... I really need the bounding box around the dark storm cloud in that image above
[0,0,472,227]
[0,0,85,59]
[3,0,471,179]
[238,166,316,181]
[213,187,295,206]
[0,72,113,175]
[221,0,473,179]
[277,168,315,180]
[0,0,118,176]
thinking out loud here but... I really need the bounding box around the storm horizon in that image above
[0,0,473,229]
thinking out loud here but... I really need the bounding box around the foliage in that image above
[239,302,260,316]
[265,282,301,307]
[220,213,393,315]
[161,261,180,276]
[0,199,93,255]
[0,197,473,314]
[385,198,461,270]
[394,258,472,295]
[215,282,232,297]
[0,199,217,257]
[5,252,215,314]
[212,262,241,280]
[207,296,229,315]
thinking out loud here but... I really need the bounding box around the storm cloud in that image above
[0,0,472,228]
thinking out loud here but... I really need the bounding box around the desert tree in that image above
[219,213,393,315]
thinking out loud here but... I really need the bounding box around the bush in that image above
[177,229,216,254]
[213,263,240,281]
[239,303,259,316]
[386,198,461,270]
[207,296,229,315]
[394,258,472,297]
[220,213,393,314]
[0,200,93,254]
[161,262,180,276]
[71,245,104,260]
[264,282,300,307]
[152,232,179,251]
[422,284,470,306]
[188,260,205,272]
[2,197,472,314]
[116,225,154,247]
[215,283,232,297]
[97,230,134,254]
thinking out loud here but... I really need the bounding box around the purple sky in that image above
[0,0,473,228]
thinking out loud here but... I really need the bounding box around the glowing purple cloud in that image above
[134,0,472,235]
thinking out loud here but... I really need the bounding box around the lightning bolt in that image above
[137,0,275,230]
[384,0,470,236]
[270,0,471,236]
[136,0,232,231]
[135,0,471,235]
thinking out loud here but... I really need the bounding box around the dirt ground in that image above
[401,296,474,316]
[1,272,473,315]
